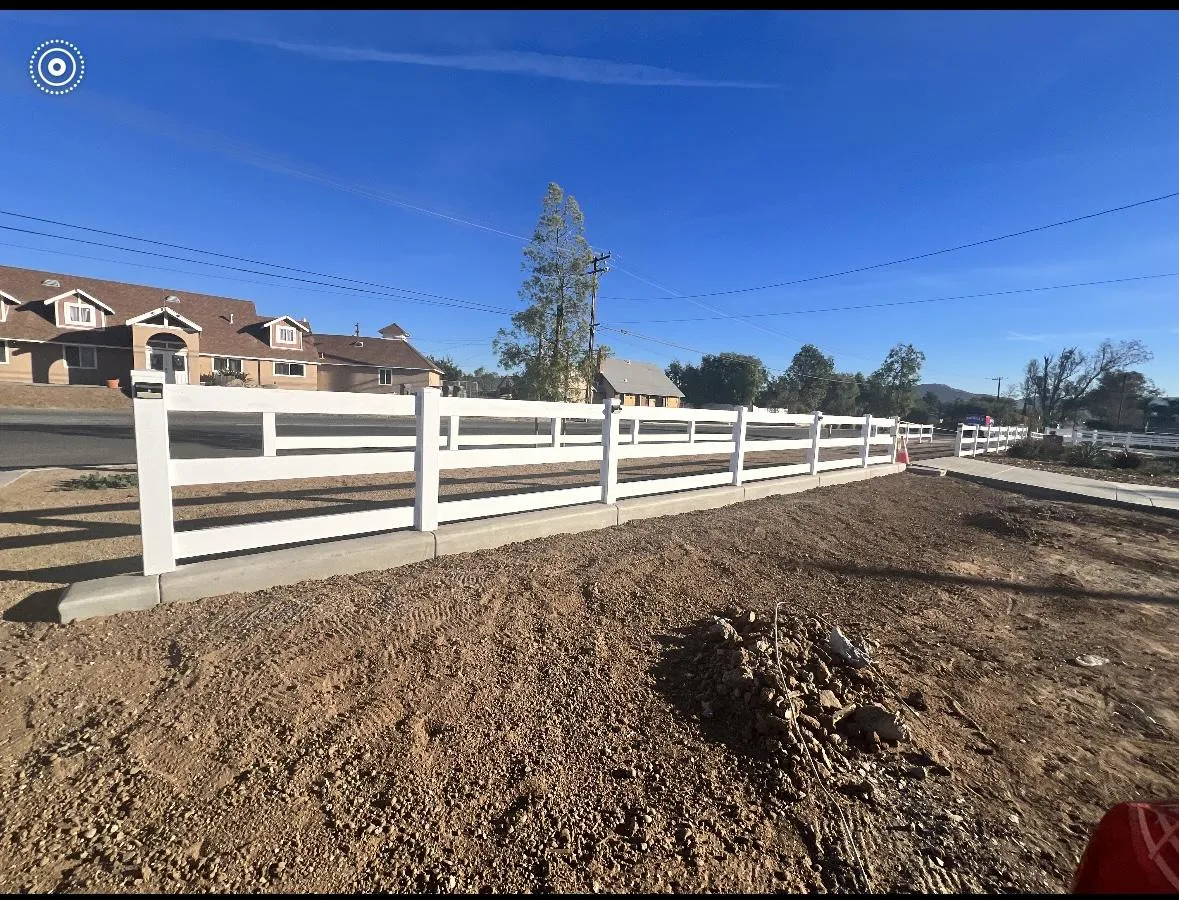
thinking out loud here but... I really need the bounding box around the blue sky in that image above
[1,11,1177,395]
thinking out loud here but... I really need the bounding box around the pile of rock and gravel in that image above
[683,609,948,797]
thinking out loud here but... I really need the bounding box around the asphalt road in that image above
[0,408,760,469]
[2,407,957,470]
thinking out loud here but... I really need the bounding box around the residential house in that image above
[597,357,684,408]
[314,327,442,395]
[0,264,441,393]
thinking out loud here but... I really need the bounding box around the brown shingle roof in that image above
[0,264,316,362]
[313,333,441,372]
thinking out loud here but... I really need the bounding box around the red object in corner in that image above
[1072,801,1179,894]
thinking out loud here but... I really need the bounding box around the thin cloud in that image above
[1005,330,1116,343]
[246,38,780,89]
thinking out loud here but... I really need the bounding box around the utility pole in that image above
[991,376,1002,401]
[1114,371,1128,431]
[585,252,611,402]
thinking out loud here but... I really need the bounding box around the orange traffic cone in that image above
[896,434,910,465]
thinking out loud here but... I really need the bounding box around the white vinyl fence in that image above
[953,423,1029,457]
[130,372,900,575]
[897,422,935,444]
[1042,426,1179,453]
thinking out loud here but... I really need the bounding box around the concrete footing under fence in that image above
[58,463,906,623]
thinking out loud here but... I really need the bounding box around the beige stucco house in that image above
[0,265,442,393]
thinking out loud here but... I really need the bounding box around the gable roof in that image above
[44,287,117,314]
[0,264,319,362]
[599,357,684,398]
[314,332,442,373]
[262,315,310,332]
[126,306,203,332]
[379,323,408,339]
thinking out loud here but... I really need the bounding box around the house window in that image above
[64,345,98,369]
[274,362,305,377]
[213,357,243,374]
[66,303,95,326]
[379,368,393,386]
[276,326,297,344]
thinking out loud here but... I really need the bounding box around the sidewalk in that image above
[928,456,1179,515]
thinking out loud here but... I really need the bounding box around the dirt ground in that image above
[0,474,1176,893]
[999,453,1179,489]
[0,383,132,411]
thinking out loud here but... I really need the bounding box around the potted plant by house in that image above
[106,377,121,390]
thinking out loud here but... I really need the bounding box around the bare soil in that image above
[999,454,1179,489]
[0,475,1176,893]
[0,383,132,411]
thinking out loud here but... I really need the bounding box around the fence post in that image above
[954,423,964,457]
[414,387,441,531]
[631,417,641,445]
[447,414,460,451]
[860,414,873,467]
[551,416,562,449]
[132,372,176,575]
[730,406,748,485]
[600,398,620,504]
[971,425,980,456]
[262,412,277,457]
[688,419,696,444]
[808,412,823,475]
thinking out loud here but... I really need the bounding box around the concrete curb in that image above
[59,573,161,624]
[57,464,906,622]
[0,469,30,489]
[435,504,617,555]
[159,531,437,606]
[617,485,746,525]
[943,469,1179,519]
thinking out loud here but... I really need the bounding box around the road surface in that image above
[1,407,956,470]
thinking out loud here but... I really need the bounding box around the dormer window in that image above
[277,326,297,344]
[66,303,95,326]
[44,289,114,329]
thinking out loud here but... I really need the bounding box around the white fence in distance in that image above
[129,372,900,575]
[896,422,935,444]
[1042,426,1179,453]
[953,423,1029,457]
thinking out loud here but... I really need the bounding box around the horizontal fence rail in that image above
[128,371,902,575]
[1043,427,1179,453]
[953,423,1029,457]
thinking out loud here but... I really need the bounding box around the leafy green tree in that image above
[666,353,768,406]
[905,390,943,424]
[431,355,465,384]
[821,372,863,416]
[494,183,594,401]
[1082,369,1159,430]
[862,343,926,416]
[760,344,835,412]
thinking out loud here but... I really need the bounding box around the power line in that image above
[0,209,499,308]
[600,189,1179,302]
[0,220,515,318]
[596,324,867,385]
[603,271,1179,325]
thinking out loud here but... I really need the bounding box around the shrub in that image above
[1005,439,1039,459]
[1109,449,1143,469]
[1065,441,1107,468]
[62,472,138,490]
[1006,438,1066,461]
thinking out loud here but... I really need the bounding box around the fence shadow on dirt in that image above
[809,561,1178,608]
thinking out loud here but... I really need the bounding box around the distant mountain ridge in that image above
[918,383,983,404]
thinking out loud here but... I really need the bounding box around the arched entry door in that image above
[147,335,189,385]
